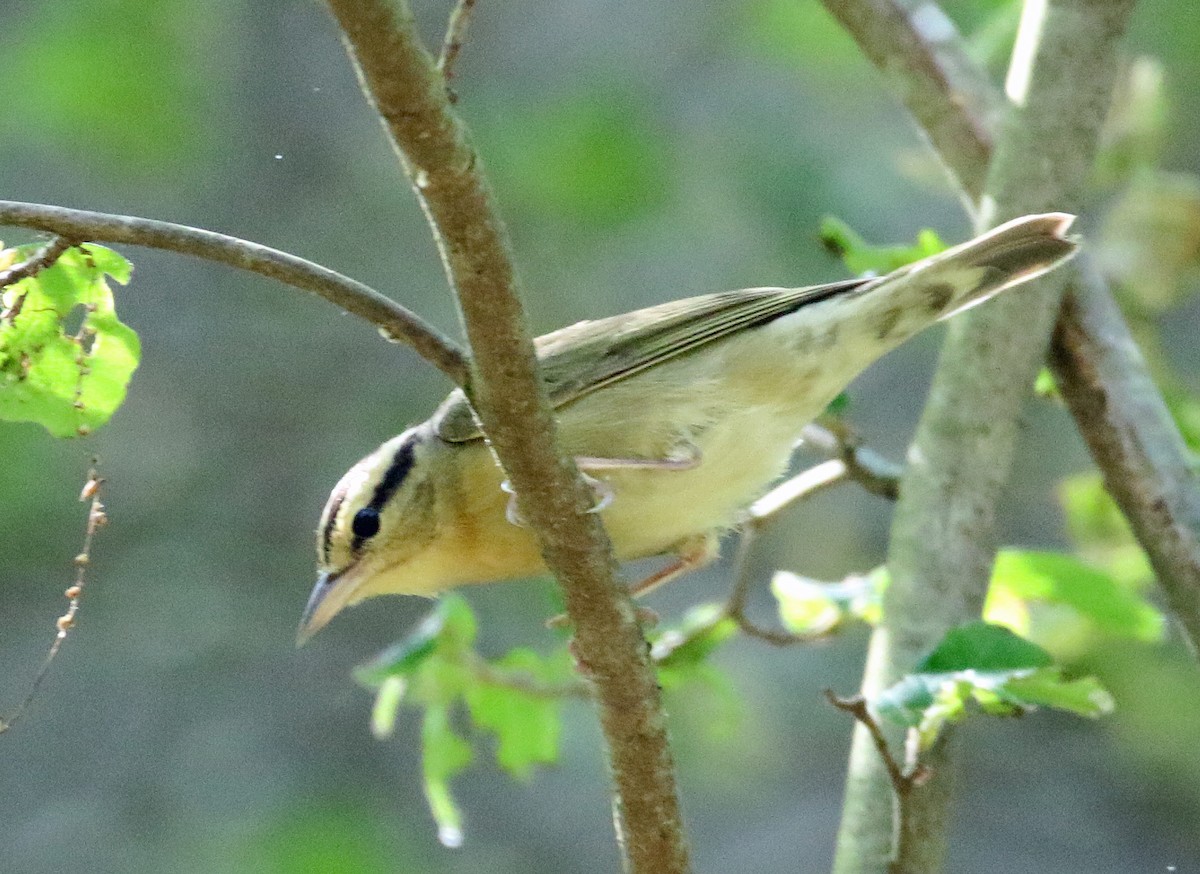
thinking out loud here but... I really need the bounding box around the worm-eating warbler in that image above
[298,213,1077,642]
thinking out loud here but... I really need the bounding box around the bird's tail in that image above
[848,213,1079,340]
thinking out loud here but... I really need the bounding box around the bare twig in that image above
[437,0,478,87]
[825,691,920,799]
[0,467,106,735]
[322,2,690,871]
[0,236,76,289]
[0,201,470,386]
[723,460,851,646]
[467,652,592,700]
[822,0,1200,654]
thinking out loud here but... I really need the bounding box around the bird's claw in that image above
[501,471,613,529]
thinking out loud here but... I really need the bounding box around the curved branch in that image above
[322,2,690,872]
[0,200,470,386]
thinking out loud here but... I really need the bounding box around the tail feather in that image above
[841,213,1079,345]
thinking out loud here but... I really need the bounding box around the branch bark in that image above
[322,2,690,872]
[821,0,1200,651]
[830,1,1137,872]
[0,200,470,386]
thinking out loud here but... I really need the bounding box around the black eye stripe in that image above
[368,435,420,512]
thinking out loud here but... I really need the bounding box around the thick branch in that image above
[322,2,690,872]
[822,0,1200,653]
[0,200,469,386]
[833,2,1136,872]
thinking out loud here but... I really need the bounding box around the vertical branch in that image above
[321,2,690,872]
[832,1,1136,872]
[820,0,1200,649]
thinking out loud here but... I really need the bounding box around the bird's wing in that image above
[432,279,862,443]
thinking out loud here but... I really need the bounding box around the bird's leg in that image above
[628,532,720,597]
[502,443,702,527]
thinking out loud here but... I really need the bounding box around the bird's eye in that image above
[351,507,381,539]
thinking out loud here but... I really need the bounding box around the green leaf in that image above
[989,549,1163,641]
[421,705,472,848]
[819,216,948,275]
[917,621,1052,673]
[0,243,139,437]
[771,570,881,634]
[355,594,479,688]
[651,603,738,669]
[872,623,1114,749]
[464,649,562,780]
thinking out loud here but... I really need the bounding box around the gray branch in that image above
[828,1,1138,872]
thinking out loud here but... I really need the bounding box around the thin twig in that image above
[0,467,106,735]
[805,421,903,501]
[723,460,851,646]
[437,0,478,89]
[0,201,470,386]
[323,2,690,871]
[467,652,592,700]
[0,236,76,289]
[824,691,918,799]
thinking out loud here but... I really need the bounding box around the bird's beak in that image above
[296,566,363,647]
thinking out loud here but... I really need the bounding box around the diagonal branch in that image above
[819,0,1000,211]
[0,200,470,386]
[820,0,1200,653]
[321,2,690,872]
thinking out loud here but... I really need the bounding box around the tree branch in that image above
[821,0,1200,653]
[819,0,1000,212]
[1050,262,1200,653]
[322,2,690,872]
[831,1,1137,872]
[0,200,470,386]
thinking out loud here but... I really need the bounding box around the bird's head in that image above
[297,424,443,645]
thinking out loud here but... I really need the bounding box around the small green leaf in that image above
[819,216,948,275]
[917,621,1052,673]
[873,623,1114,749]
[1006,669,1115,718]
[1033,367,1059,399]
[369,676,407,740]
[464,649,562,780]
[0,243,139,437]
[771,570,881,634]
[823,392,851,415]
[421,705,472,848]
[989,549,1163,641]
[651,603,738,669]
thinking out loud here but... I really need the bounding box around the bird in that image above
[297,213,1078,643]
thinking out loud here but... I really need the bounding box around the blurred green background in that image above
[3,1,1199,871]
